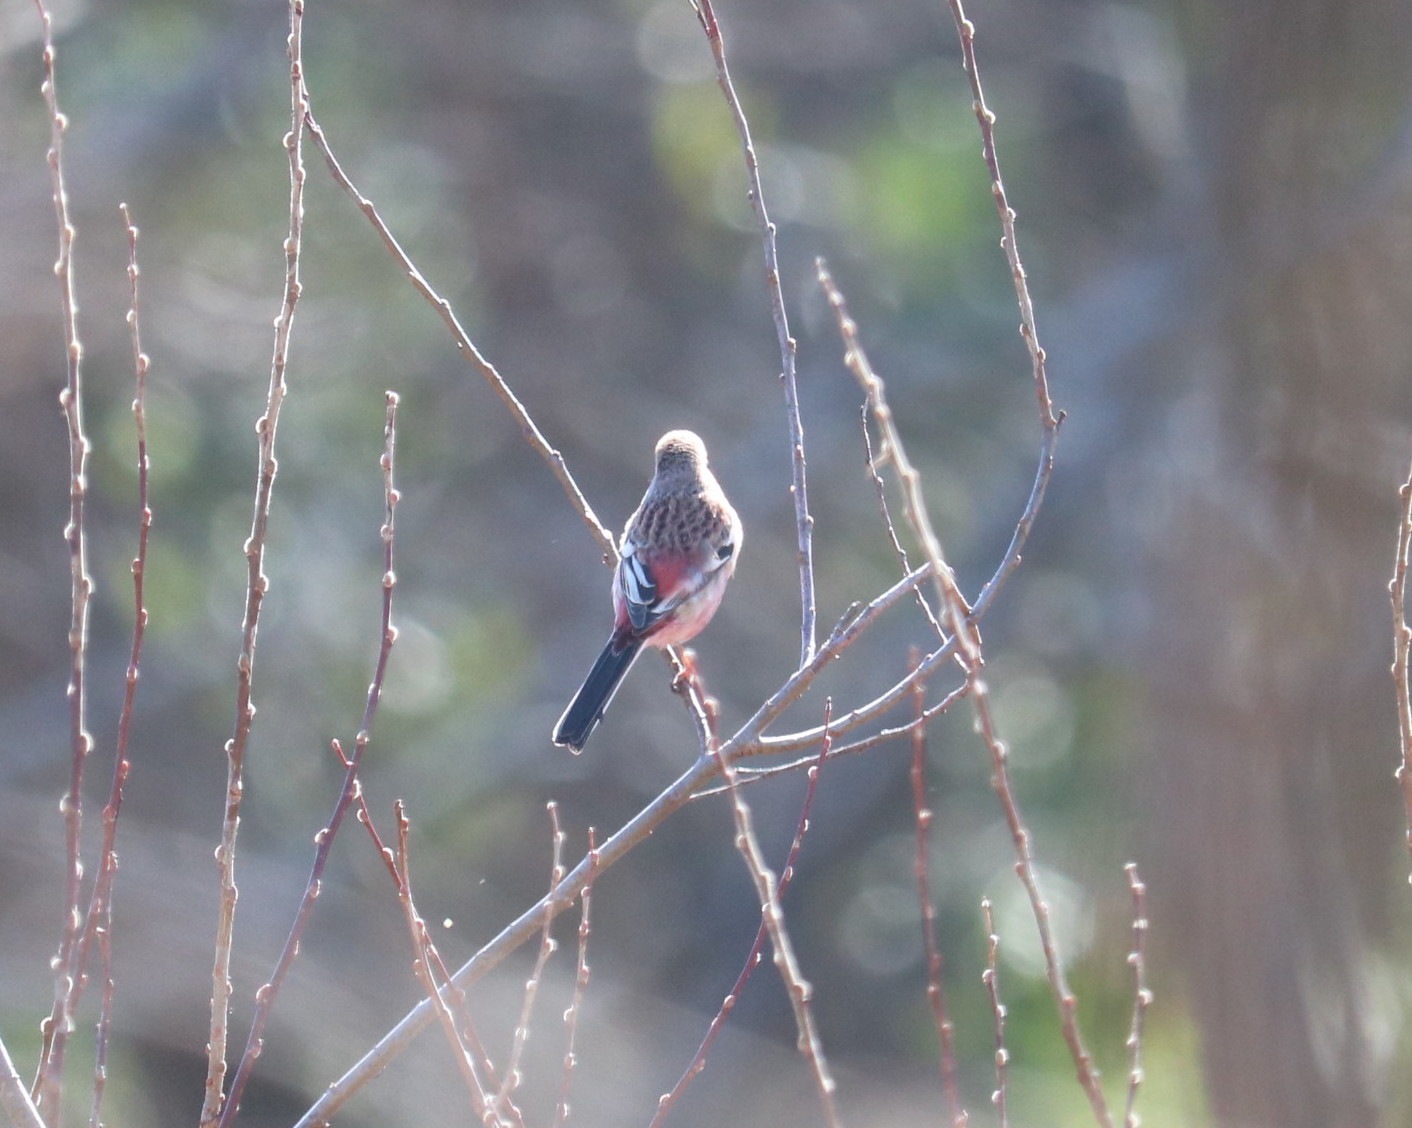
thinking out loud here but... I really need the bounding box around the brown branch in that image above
[653,701,835,1124]
[82,203,152,1128]
[217,391,403,1128]
[692,0,816,666]
[910,658,966,1126]
[709,706,841,1125]
[200,2,310,1120]
[301,110,613,555]
[30,0,94,1112]
[819,260,971,632]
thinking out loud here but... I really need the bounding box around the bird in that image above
[552,429,741,753]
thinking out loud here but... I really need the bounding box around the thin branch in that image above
[216,391,402,1128]
[83,202,152,1128]
[394,803,502,1125]
[31,0,94,1112]
[942,0,1058,433]
[820,261,970,632]
[552,831,598,1128]
[0,1036,44,1128]
[340,752,519,1128]
[709,707,841,1125]
[720,681,970,790]
[1391,456,1412,875]
[859,410,946,635]
[499,803,567,1107]
[293,562,944,1127]
[910,658,965,1126]
[653,701,835,1124]
[301,110,613,555]
[1123,864,1152,1128]
[200,2,309,1120]
[692,0,815,667]
[980,899,1009,1128]
[973,685,1110,1123]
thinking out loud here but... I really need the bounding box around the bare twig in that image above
[971,671,1110,1125]
[552,831,598,1128]
[942,0,1063,621]
[859,411,946,635]
[980,900,1009,1128]
[910,658,965,1126]
[820,261,970,632]
[293,562,945,1127]
[691,0,816,666]
[942,1,1057,434]
[1391,457,1412,875]
[499,803,567,1106]
[201,4,310,1120]
[300,110,613,555]
[30,0,94,1112]
[217,391,403,1128]
[83,203,153,1128]
[393,803,502,1124]
[718,681,970,792]
[0,1036,44,1128]
[653,701,835,1124]
[709,707,841,1125]
[1123,864,1152,1128]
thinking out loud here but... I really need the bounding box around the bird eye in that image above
[717,543,734,561]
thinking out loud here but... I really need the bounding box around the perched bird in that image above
[553,430,741,753]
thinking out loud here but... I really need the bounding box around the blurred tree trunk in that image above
[1148,1,1412,1125]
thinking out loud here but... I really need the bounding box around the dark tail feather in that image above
[552,639,642,753]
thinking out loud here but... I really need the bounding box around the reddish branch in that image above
[200,2,310,1122]
[910,662,966,1126]
[30,0,95,1114]
[216,391,403,1128]
[653,702,836,1124]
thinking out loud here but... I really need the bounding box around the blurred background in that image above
[3,0,1412,1124]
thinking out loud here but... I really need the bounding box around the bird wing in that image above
[617,532,734,634]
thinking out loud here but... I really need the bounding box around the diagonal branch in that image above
[302,110,613,556]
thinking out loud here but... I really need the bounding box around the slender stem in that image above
[200,3,309,1121]
[653,702,835,1124]
[394,804,500,1123]
[709,713,840,1125]
[0,1036,44,1128]
[694,0,816,666]
[31,0,93,1113]
[910,658,966,1126]
[301,110,613,556]
[981,899,1009,1128]
[552,831,597,1128]
[1391,458,1412,874]
[83,203,152,1128]
[217,392,402,1128]
[1122,864,1152,1128]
